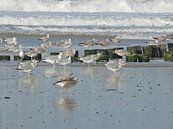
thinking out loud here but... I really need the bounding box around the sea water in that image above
[0,0,173,129]
[0,0,173,39]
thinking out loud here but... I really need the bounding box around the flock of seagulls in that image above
[0,34,125,89]
[3,33,172,89]
[79,35,121,48]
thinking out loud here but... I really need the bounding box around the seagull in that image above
[64,38,72,48]
[6,44,22,53]
[110,35,122,43]
[166,34,173,41]
[25,49,38,60]
[115,49,129,57]
[79,38,97,48]
[43,52,63,66]
[63,47,76,57]
[97,36,121,47]
[152,35,167,43]
[53,76,79,89]
[52,40,65,47]
[79,53,102,64]
[97,39,112,46]
[93,53,102,60]
[43,55,60,66]
[34,44,47,54]
[57,56,71,66]
[115,49,129,61]
[19,48,25,61]
[52,38,72,48]
[105,59,124,74]
[38,34,49,42]
[3,37,17,45]
[42,41,53,48]
[17,60,38,74]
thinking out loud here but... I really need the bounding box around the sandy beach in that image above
[0,62,173,129]
[1,0,173,129]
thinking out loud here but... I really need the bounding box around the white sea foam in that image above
[1,25,172,39]
[0,12,172,27]
[0,0,172,39]
[0,0,173,13]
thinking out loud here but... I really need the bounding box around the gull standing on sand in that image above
[43,52,63,66]
[17,60,38,74]
[57,56,71,66]
[115,49,129,56]
[97,39,112,46]
[115,49,129,62]
[152,35,167,44]
[79,53,102,65]
[64,38,72,48]
[52,38,72,48]
[19,48,25,61]
[105,59,125,74]
[43,41,53,48]
[97,35,121,47]
[7,44,22,53]
[63,47,76,57]
[110,35,122,44]
[166,34,173,41]
[25,49,38,60]
[43,55,60,66]
[3,37,17,45]
[38,34,50,42]
[34,43,48,54]
[79,38,97,48]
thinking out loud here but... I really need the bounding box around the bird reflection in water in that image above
[80,66,97,79]
[44,68,59,79]
[57,96,78,112]
[106,75,122,92]
[18,74,36,94]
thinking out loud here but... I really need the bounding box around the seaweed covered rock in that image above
[164,51,173,61]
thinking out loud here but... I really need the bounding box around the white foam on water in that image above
[0,0,173,13]
[1,25,172,39]
[0,12,172,27]
[0,0,172,39]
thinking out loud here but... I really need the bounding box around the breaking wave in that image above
[0,0,173,13]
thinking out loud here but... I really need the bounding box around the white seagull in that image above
[38,34,50,42]
[79,53,102,64]
[105,59,125,74]
[17,60,38,74]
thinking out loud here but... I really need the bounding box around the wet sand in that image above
[0,63,173,129]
